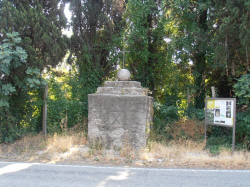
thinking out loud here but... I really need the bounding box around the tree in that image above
[168,0,250,106]
[167,0,212,109]
[207,0,250,97]
[0,32,47,142]
[0,32,28,109]
[125,0,169,99]
[68,0,125,116]
[0,0,68,138]
[0,0,68,73]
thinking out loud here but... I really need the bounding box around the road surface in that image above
[0,161,249,187]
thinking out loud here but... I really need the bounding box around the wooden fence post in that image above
[42,84,48,135]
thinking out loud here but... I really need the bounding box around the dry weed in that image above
[103,150,116,161]
[72,132,87,145]
[47,133,73,152]
[119,146,135,158]
[169,118,204,140]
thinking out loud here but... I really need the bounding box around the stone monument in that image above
[88,69,153,149]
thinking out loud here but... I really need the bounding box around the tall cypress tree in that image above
[69,0,124,79]
[0,0,68,132]
[168,0,250,105]
[126,0,168,98]
[68,0,125,116]
[208,0,250,97]
[0,0,68,73]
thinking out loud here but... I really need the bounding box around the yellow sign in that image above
[207,100,215,109]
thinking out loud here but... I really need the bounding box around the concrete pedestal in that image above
[88,81,153,149]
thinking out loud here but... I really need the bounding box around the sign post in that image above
[205,98,236,153]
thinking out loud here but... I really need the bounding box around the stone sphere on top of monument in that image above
[117,69,131,81]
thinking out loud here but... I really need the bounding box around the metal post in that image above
[123,45,125,69]
[204,124,207,147]
[204,99,207,147]
[232,98,236,153]
[119,44,130,69]
[42,84,48,135]
[232,123,235,153]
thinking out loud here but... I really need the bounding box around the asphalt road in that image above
[0,161,250,187]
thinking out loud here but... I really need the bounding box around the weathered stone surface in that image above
[104,81,141,88]
[117,69,131,81]
[96,87,144,95]
[88,81,153,149]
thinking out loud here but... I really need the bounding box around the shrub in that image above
[235,111,250,150]
[152,102,180,141]
[168,118,204,141]
[47,99,87,134]
[185,105,205,121]
[0,115,22,143]
[233,74,250,150]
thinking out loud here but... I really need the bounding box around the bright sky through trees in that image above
[63,3,72,36]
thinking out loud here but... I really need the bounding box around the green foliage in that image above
[47,99,86,134]
[185,106,205,121]
[211,0,250,75]
[0,32,27,108]
[68,0,125,117]
[153,102,180,140]
[206,135,231,155]
[0,115,21,143]
[25,67,47,89]
[0,0,68,72]
[167,0,211,109]
[0,32,48,143]
[126,0,168,99]
[0,32,27,142]
[167,0,250,107]
[200,0,250,99]
[234,73,250,105]
[44,63,87,134]
[233,73,250,149]
[0,0,68,142]
[69,0,124,78]
[154,103,180,122]
[235,111,250,150]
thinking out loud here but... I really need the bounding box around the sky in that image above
[63,3,72,37]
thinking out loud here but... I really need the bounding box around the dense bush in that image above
[44,68,89,134]
[153,100,250,151]
[0,115,21,143]
[47,99,86,134]
[152,102,180,141]
[0,32,45,142]
[234,73,250,150]
[184,106,205,121]
[206,135,231,155]
[235,111,250,150]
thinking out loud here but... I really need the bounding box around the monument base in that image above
[88,81,153,149]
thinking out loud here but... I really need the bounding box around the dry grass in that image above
[46,132,87,152]
[47,133,73,152]
[0,132,250,169]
